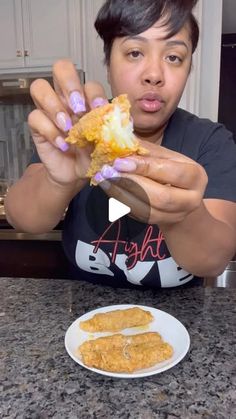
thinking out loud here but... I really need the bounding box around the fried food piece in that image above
[78,332,173,373]
[65,94,147,183]
[79,331,162,352]
[79,307,154,332]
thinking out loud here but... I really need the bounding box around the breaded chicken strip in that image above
[79,307,154,332]
[65,94,147,183]
[78,332,173,373]
[79,331,162,353]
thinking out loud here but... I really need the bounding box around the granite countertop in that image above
[1,278,236,419]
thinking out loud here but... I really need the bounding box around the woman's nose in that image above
[144,77,162,86]
[142,61,164,86]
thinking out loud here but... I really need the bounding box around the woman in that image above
[5,0,236,288]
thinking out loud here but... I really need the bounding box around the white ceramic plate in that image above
[65,304,190,378]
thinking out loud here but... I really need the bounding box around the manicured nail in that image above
[91,97,108,109]
[69,91,86,114]
[55,136,69,152]
[113,158,137,172]
[101,164,120,179]
[56,112,72,132]
[93,172,104,183]
[93,172,111,190]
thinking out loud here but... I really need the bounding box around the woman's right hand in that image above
[28,59,108,188]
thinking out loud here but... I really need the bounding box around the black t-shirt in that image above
[30,108,236,288]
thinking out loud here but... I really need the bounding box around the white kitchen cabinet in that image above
[0,0,83,72]
[0,0,25,69]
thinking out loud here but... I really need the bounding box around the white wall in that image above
[179,0,223,122]
[198,0,223,121]
[81,0,111,97]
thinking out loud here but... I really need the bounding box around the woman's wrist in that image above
[43,167,87,201]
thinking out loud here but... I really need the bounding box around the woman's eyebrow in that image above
[165,40,189,50]
[121,35,147,44]
[121,37,189,50]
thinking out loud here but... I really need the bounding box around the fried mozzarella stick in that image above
[78,332,173,373]
[79,307,154,332]
[65,94,147,183]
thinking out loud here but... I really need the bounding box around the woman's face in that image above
[107,22,192,141]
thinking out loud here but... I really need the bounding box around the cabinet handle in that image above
[24,50,29,57]
[16,50,23,57]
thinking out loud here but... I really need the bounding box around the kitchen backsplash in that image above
[0,102,34,185]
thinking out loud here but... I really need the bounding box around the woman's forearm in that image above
[4,164,85,234]
[160,201,236,277]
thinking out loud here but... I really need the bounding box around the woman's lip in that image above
[138,98,163,112]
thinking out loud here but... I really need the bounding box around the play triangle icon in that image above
[108,197,131,222]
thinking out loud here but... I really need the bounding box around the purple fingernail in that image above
[69,91,86,114]
[56,112,72,132]
[93,172,111,190]
[113,158,137,171]
[55,136,69,152]
[91,97,109,109]
[93,172,104,183]
[101,164,120,179]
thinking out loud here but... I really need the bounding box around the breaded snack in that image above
[79,307,154,332]
[79,331,162,352]
[78,332,173,373]
[65,94,147,183]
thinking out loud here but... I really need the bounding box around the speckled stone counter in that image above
[1,278,236,419]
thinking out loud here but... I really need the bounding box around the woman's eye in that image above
[128,50,142,59]
[166,55,182,64]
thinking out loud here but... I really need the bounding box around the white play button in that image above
[108,197,131,222]
[86,178,150,236]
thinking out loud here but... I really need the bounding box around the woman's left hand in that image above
[95,140,208,226]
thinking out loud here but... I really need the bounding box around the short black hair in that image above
[95,0,199,64]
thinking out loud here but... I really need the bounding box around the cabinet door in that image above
[0,0,25,69]
[22,0,82,67]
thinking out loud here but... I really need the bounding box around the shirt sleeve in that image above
[198,124,236,202]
